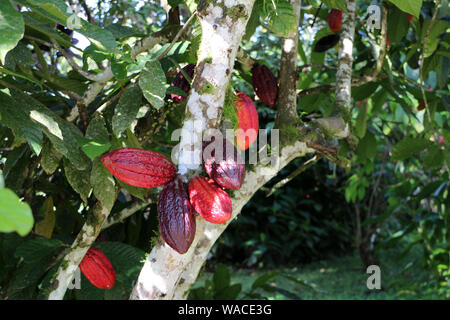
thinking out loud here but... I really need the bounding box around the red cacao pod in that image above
[101,148,176,188]
[251,64,278,107]
[202,137,245,190]
[79,247,116,289]
[158,176,196,254]
[188,176,232,224]
[313,33,340,53]
[327,9,342,33]
[408,14,413,22]
[170,64,195,104]
[235,92,259,151]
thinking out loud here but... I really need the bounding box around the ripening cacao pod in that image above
[235,92,259,151]
[327,9,342,33]
[251,64,278,107]
[101,148,176,188]
[313,34,340,53]
[79,247,116,289]
[202,137,245,190]
[408,14,413,22]
[188,176,232,224]
[417,100,425,111]
[158,176,196,254]
[170,64,195,104]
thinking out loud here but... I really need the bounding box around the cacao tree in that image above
[0,0,448,300]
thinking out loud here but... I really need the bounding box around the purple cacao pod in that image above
[251,64,278,107]
[170,64,196,104]
[158,176,196,254]
[202,137,245,190]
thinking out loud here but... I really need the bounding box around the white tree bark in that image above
[130,0,260,300]
[131,141,313,300]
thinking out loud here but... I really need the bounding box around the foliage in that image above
[0,0,448,300]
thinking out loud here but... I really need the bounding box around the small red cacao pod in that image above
[313,33,340,53]
[101,148,176,188]
[202,137,245,190]
[188,176,232,224]
[235,92,259,151]
[158,176,196,254]
[170,64,196,104]
[408,14,413,22]
[79,247,116,289]
[251,64,278,107]
[327,9,342,33]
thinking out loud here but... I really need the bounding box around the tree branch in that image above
[275,0,302,135]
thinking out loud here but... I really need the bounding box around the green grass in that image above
[192,247,449,300]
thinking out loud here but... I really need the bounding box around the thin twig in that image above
[51,39,99,81]
[266,155,321,197]
[156,11,198,61]
[419,0,440,139]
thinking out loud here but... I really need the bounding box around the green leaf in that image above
[112,86,143,137]
[244,0,263,40]
[423,144,444,168]
[0,188,33,236]
[8,89,90,170]
[5,41,34,71]
[323,0,347,11]
[387,6,409,44]
[421,19,450,58]
[34,196,56,239]
[392,137,431,161]
[63,158,92,204]
[105,24,144,40]
[15,238,62,262]
[0,1,25,64]
[111,59,128,80]
[18,0,116,52]
[213,263,230,292]
[40,138,63,174]
[267,1,297,37]
[214,284,242,300]
[22,12,72,49]
[354,103,368,139]
[139,60,167,110]
[0,65,43,90]
[90,157,116,211]
[251,271,279,291]
[0,92,43,155]
[388,0,422,17]
[80,114,111,160]
[356,131,377,161]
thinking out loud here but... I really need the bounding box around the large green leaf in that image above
[40,138,63,174]
[0,188,33,237]
[18,0,116,52]
[112,86,143,137]
[213,263,231,292]
[421,19,450,58]
[0,92,43,155]
[8,89,90,170]
[388,0,422,17]
[0,1,25,64]
[387,7,409,44]
[267,1,297,37]
[139,60,167,110]
[356,131,377,161]
[90,158,116,211]
[392,137,431,161]
[63,158,92,204]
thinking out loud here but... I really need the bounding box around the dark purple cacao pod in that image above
[170,64,196,104]
[158,176,196,254]
[202,137,245,190]
[313,34,340,53]
[251,64,278,107]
